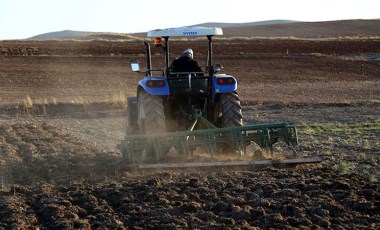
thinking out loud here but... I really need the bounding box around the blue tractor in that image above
[119,27,320,168]
[127,27,242,138]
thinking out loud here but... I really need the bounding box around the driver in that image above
[170,48,202,73]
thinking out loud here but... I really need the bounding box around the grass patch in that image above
[369,174,379,183]
[298,119,380,150]
[299,119,380,135]
[332,161,357,175]
[299,119,379,181]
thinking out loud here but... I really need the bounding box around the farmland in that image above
[0,37,379,228]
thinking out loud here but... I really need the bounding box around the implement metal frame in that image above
[118,112,299,163]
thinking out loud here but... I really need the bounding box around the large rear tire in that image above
[215,92,243,155]
[136,90,166,162]
[137,91,165,134]
[220,92,243,128]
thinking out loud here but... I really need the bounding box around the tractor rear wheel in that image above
[138,91,166,134]
[136,90,166,162]
[215,92,243,155]
[220,92,243,128]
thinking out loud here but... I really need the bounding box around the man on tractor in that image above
[170,48,202,73]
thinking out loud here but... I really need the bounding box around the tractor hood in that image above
[147,27,223,37]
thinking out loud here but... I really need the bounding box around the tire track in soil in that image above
[30,184,94,229]
[0,122,121,185]
[66,183,126,229]
[0,124,24,163]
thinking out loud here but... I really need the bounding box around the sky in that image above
[0,0,379,40]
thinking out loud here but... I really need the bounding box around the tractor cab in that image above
[131,27,225,77]
[147,27,223,77]
[131,27,237,102]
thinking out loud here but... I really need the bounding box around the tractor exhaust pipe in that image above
[207,35,213,76]
[144,41,152,76]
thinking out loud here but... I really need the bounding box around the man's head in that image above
[182,48,193,59]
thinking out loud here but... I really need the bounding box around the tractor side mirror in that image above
[214,64,223,73]
[130,60,140,72]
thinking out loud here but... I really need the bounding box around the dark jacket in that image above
[171,56,202,73]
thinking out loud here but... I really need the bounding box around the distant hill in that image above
[192,20,297,28]
[29,30,143,41]
[30,30,98,39]
[221,19,380,38]
[28,19,380,40]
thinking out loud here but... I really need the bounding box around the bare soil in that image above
[0,39,379,229]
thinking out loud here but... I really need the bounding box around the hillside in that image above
[222,19,380,38]
[27,19,380,40]
[29,30,98,39]
[192,20,296,28]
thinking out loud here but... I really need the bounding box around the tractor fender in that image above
[212,74,238,104]
[138,77,170,95]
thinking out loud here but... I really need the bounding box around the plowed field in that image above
[0,39,379,229]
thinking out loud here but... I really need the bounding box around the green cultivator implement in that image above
[118,27,321,170]
[118,110,321,169]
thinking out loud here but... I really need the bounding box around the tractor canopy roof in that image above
[147,27,223,38]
